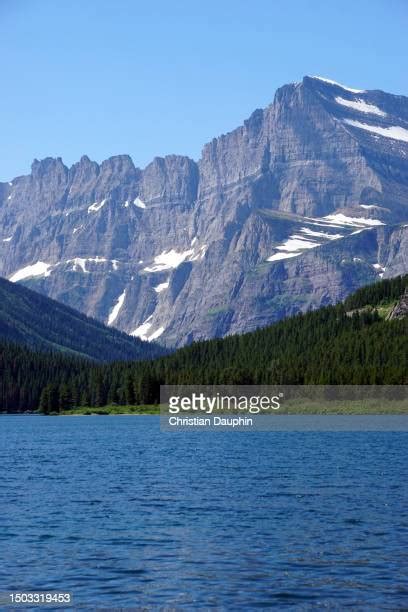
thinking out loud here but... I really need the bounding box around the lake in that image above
[1,416,407,609]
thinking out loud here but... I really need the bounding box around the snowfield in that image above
[322,213,385,227]
[131,316,153,340]
[107,289,126,326]
[344,119,408,143]
[143,249,194,272]
[335,96,386,117]
[88,199,107,213]
[154,281,170,293]
[267,252,300,262]
[311,76,364,94]
[134,197,146,209]
[131,316,165,342]
[9,262,53,282]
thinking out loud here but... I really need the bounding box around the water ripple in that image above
[0,416,407,609]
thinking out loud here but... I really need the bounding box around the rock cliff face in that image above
[1,76,408,346]
[388,289,408,320]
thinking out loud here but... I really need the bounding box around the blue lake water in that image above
[1,416,407,609]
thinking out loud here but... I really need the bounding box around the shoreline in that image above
[2,404,408,417]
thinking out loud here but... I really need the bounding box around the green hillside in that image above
[116,274,407,401]
[0,274,407,413]
[0,277,165,362]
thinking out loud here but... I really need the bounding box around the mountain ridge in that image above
[1,75,407,346]
[0,276,166,361]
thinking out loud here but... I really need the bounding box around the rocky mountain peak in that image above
[69,155,100,185]
[1,77,408,346]
[100,154,137,176]
[140,155,198,207]
[31,157,68,180]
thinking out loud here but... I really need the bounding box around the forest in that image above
[0,276,165,361]
[0,274,407,413]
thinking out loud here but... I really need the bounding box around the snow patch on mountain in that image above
[335,97,386,117]
[344,120,408,143]
[68,258,88,273]
[311,76,364,94]
[372,263,386,277]
[130,314,165,342]
[88,199,107,213]
[267,252,300,262]
[131,316,153,340]
[322,213,385,227]
[265,210,378,264]
[67,257,110,273]
[86,256,107,264]
[189,244,207,261]
[144,248,195,272]
[10,262,53,282]
[149,326,165,341]
[267,222,349,263]
[268,234,322,263]
[154,281,170,293]
[300,227,343,240]
[277,236,321,252]
[134,197,146,209]
[107,289,126,326]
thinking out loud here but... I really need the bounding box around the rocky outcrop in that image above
[387,289,408,319]
[1,76,408,346]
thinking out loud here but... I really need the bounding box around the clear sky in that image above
[1,0,407,180]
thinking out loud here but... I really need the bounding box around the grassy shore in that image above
[59,400,408,416]
[59,405,161,415]
[283,400,407,414]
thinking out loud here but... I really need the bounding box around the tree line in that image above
[0,274,407,413]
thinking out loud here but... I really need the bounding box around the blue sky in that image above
[1,0,407,180]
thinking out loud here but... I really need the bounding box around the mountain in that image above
[0,277,165,361]
[1,75,407,347]
[123,274,407,394]
[1,274,406,413]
